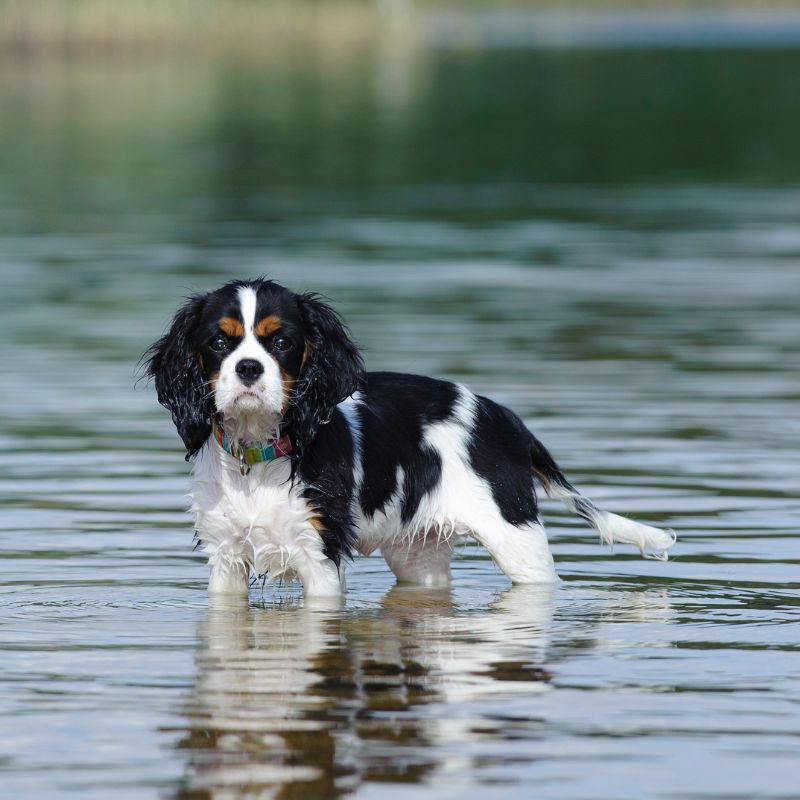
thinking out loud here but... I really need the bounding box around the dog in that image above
[145,278,675,597]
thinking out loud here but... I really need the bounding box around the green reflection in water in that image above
[3,46,800,242]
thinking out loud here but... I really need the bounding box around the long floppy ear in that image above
[285,293,364,461]
[144,293,211,460]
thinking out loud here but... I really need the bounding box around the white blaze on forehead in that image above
[212,283,285,437]
[237,285,258,337]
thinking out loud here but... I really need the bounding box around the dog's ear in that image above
[286,293,364,460]
[144,293,212,460]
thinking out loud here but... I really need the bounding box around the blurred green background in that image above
[5,0,800,235]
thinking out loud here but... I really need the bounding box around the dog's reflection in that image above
[173,584,554,799]
[173,584,672,799]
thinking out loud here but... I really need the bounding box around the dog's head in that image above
[145,279,364,461]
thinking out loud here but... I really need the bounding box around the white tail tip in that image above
[594,511,677,561]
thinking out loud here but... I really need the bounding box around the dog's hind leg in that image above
[382,531,454,588]
[469,518,560,585]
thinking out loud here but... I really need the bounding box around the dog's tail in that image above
[528,432,676,561]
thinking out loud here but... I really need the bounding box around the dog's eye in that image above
[272,336,292,352]
[210,336,229,353]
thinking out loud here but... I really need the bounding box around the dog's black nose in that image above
[235,359,264,385]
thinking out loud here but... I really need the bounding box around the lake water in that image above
[1,33,799,799]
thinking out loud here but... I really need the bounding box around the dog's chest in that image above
[190,449,318,575]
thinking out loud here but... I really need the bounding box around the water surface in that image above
[1,38,799,799]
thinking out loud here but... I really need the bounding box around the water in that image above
[2,37,800,799]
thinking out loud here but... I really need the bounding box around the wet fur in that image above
[146,279,675,597]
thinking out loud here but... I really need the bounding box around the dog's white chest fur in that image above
[190,445,340,594]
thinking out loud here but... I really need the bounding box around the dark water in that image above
[1,39,800,799]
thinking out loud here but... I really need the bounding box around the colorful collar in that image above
[211,416,292,475]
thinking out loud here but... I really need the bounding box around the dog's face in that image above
[145,279,363,460]
[198,283,307,440]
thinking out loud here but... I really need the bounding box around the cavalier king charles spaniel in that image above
[146,279,675,597]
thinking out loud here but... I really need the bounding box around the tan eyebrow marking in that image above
[254,315,281,337]
[219,317,244,338]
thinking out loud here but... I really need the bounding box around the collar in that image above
[211,415,292,475]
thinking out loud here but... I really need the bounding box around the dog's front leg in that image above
[207,555,250,596]
[295,553,344,598]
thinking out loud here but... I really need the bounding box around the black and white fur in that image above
[146,279,675,597]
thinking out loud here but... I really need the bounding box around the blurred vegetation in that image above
[3,44,800,223]
[3,0,800,58]
[0,0,388,57]
[3,0,800,226]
